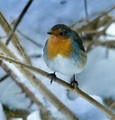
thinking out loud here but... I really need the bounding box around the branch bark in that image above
[87,40,115,52]
[0,12,31,64]
[0,60,48,116]
[6,0,33,45]
[0,41,78,120]
[0,41,115,120]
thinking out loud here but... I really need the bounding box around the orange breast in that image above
[48,35,73,60]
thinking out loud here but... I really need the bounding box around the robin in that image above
[43,24,87,85]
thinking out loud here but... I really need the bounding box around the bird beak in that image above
[47,32,52,35]
[47,30,58,36]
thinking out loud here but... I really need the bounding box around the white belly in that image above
[44,55,84,75]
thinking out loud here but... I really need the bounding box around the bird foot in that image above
[47,72,56,84]
[70,75,78,88]
[71,79,78,88]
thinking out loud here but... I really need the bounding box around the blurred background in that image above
[0,0,115,120]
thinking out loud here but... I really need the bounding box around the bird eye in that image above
[59,32,64,36]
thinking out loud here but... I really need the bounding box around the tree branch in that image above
[6,0,33,45]
[0,41,78,120]
[17,29,42,48]
[0,53,114,119]
[0,60,49,116]
[0,12,31,64]
[87,40,115,52]
[0,73,9,82]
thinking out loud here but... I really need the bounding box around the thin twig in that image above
[84,0,89,21]
[81,18,114,38]
[17,29,42,48]
[0,60,49,117]
[0,54,114,120]
[0,12,31,64]
[74,6,115,33]
[6,0,33,45]
[0,41,78,120]
[87,40,115,52]
[0,73,9,82]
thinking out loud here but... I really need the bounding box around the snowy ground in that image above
[0,0,115,120]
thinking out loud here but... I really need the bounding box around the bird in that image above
[43,24,87,85]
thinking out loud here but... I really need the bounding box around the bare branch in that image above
[17,29,42,48]
[6,0,33,45]
[84,0,89,21]
[0,51,114,119]
[0,60,48,116]
[0,73,9,82]
[72,6,115,33]
[0,12,31,64]
[0,40,78,120]
[87,40,115,52]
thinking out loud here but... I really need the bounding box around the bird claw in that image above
[47,72,56,84]
[70,75,78,88]
[71,79,78,88]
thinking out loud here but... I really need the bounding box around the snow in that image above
[0,95,108,120]
[66,95,109,120]
[0,78,31,110]
[0,0,115,120]
[11,118,23,120]
[76,46,115,99]
[27,110,41,120]
[106,23,115,37]
[75,23,115,99]
[8,111,41,120]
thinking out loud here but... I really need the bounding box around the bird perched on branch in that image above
[43,24,87,85]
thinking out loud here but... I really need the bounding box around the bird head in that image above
[47,24,73,38]
[47,24,85,52]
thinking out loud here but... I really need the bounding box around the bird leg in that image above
[70,74,78,88]
[66,75,78,99]
[47,72,56,84]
